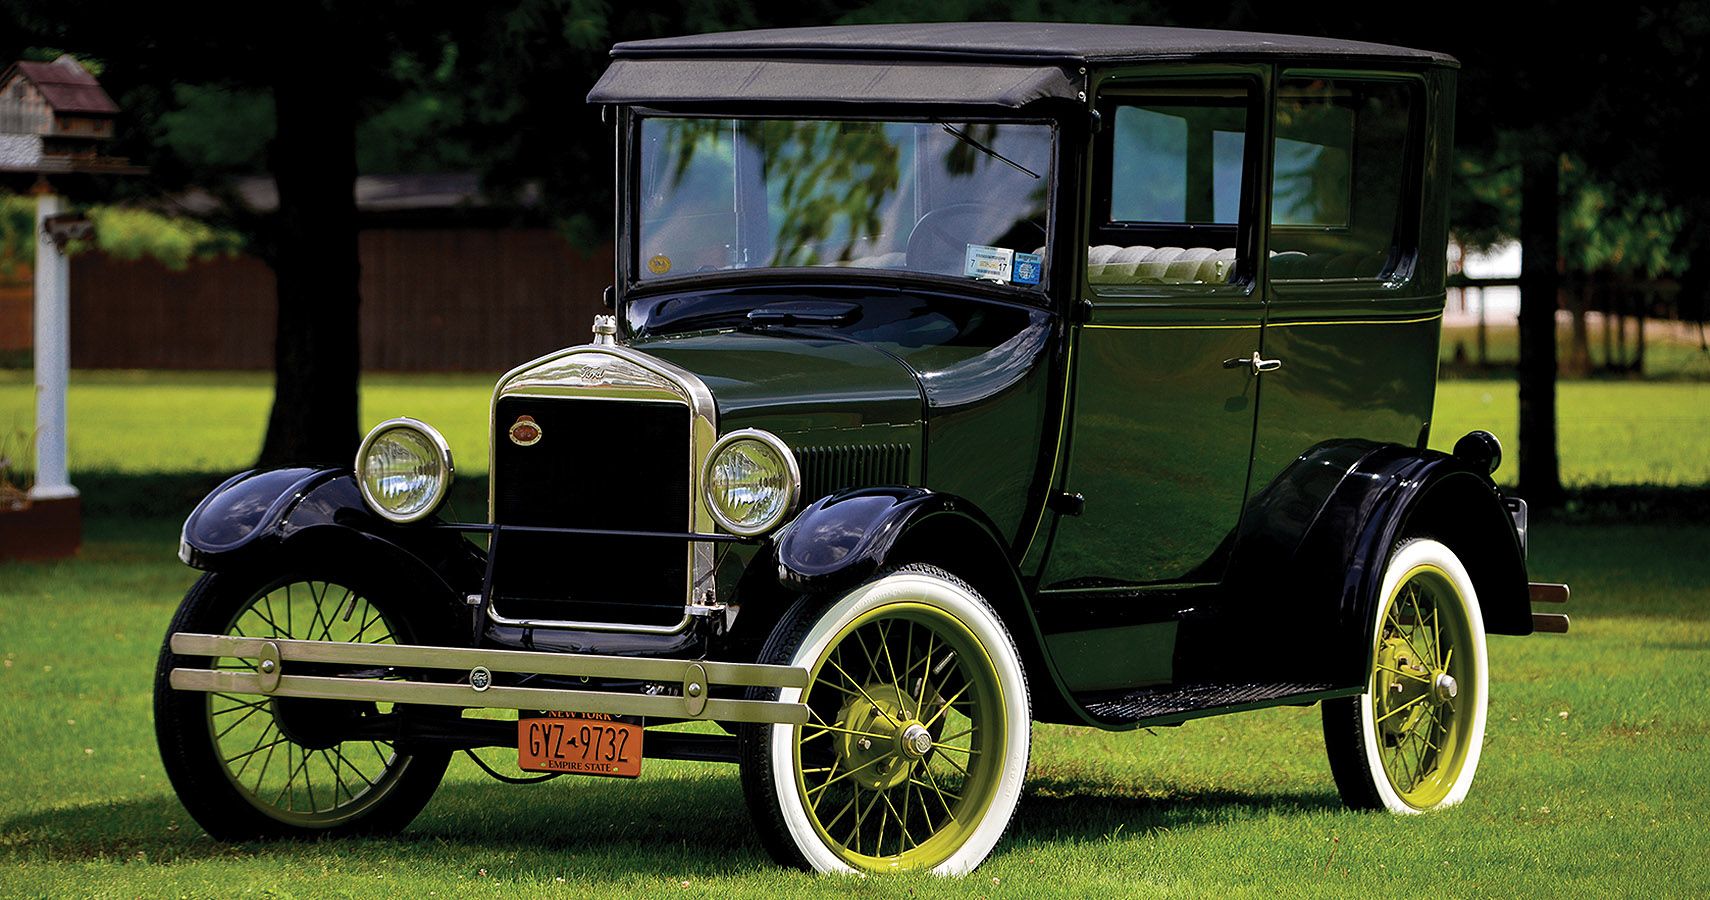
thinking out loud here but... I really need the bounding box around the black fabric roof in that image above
[610,22,1458,67]
[587,58,1079,108]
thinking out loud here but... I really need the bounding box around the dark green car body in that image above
[177,25,1546,733]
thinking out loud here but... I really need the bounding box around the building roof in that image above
[610,22,1458,67]
[4,55,120,115]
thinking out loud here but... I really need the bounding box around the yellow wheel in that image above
[1324,539,1489,812]
[742,566,1029,874]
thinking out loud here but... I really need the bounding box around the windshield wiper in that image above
[938,124,1040,179]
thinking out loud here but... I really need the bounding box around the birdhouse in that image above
[0,54,119,160]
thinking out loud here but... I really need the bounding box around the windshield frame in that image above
[617,107,1062,305]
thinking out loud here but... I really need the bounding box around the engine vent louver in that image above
[795,444,911,503]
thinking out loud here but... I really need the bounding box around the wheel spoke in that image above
[214,702,266,739]
[822,793,859,833]
[331,744,375,789]
[916,632,937,710]
[1375,693,1427,725]
[1376,663,1431,683]
[879,619,900,686]
[921,682,972,730]
[931,747,971,778]
[825,658,901,729]
[806,753,887,797]
[802,722,891,742]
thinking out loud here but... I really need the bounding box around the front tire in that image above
[741,565,1030,874]
[1323,538,1489,813]
[153,568,453,839]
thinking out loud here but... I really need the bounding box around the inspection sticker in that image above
[963,244,1014,281]
[1012,252,1043,285]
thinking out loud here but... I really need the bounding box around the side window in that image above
[1091,82,1256,291]
[1270,77,1419,282]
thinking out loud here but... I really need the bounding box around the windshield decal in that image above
[964,244,1015,282]
[1012,252,1043,285]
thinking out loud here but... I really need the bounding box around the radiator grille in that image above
[796,443,911,503]
[489,395,689,626]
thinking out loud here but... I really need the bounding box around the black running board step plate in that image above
[1081,681,1341,724]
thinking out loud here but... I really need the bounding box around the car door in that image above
[1034,68,1271,692]
[1247,71,1442,501]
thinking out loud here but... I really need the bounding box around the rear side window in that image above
[1269,77,1420,282]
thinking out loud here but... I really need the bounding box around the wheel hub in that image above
[1432,672,1458,703]
[833,683,938,792]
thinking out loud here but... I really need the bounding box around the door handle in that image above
[1222,351,1283,374]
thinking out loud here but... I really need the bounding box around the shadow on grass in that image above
[0,775,1341,870]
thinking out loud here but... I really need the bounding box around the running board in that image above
[1079,681,1349,727]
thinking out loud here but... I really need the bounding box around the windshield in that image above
[635,117,1055,291]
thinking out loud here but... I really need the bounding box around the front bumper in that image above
[167,633,811,725]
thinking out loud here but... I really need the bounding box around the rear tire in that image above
[1323,539,1489,813]
[154,567,453,839]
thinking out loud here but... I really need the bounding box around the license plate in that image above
[517,713,643,778]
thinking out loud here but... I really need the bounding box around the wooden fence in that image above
[10,229,614,372]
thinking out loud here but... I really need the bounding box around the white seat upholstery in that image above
[1088,244,1236,286]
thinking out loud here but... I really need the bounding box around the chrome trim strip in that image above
[169,633,806,687]
[169,668,808,725]
[486,335,720,633]
[167,632,809,725]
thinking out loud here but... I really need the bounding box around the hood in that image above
[630,330,926,440]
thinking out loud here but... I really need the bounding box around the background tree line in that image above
[2,0,1704,505]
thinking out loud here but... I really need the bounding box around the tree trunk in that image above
[1565,281,1592,377]
[257,49,362,468]
[1518,150,1563,506]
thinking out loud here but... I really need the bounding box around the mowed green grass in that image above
[0,370,497,476]
[2,369,1708,487]
[1,517,1706,896]
[1439,322,1710,382]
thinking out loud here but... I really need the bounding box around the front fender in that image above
[179,467,484,622]
[773,487,983,593]
[761,486,1081,724]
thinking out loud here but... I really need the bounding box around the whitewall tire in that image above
[741,565,1030,874]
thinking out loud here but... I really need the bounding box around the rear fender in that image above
[1221,441,1530,687]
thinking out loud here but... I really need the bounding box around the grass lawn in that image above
[1439,322,1710,382]
[2,369,1708,487]
[1,516,1706,896]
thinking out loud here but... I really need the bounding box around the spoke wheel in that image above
[206,580,415,827]
[742,566,1029,875]
[1324,539,1488,813]
[155,568,452,839]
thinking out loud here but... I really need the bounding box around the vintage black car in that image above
[154,23,1570,875]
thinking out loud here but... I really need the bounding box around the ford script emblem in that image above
[508,415,542,446]
[469,666,493,692]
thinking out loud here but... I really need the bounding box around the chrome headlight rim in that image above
[701,428,801,537]
[355,417,455,524]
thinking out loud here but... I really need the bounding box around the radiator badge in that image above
[508,415,543,447]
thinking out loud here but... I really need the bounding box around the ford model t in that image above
[155,23,1569,875]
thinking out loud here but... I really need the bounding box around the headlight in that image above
[355,418,453,523]
[702,429,800,536]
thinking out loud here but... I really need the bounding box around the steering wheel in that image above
[905,204,1046,277]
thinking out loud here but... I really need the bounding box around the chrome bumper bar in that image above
[1528,582,1571,634]
[167,633,810,725]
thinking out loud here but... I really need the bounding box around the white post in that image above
[29,190,76,501]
